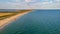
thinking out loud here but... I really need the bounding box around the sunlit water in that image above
[0,10,60,34]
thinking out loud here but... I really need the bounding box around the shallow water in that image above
[0,10,60,34]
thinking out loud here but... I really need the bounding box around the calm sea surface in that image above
[1,10,60,34]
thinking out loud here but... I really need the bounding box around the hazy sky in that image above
[0,0,60,9]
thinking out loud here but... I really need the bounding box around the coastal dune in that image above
[0,10,32,29]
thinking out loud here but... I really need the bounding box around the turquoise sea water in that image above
[0,10,60,34]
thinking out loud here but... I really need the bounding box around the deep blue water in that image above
[0,10,60,34]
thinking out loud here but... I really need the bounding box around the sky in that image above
[0,0,60,9]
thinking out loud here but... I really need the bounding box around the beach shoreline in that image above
[0,11,31,29]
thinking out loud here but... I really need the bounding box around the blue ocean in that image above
[1,10,60,34]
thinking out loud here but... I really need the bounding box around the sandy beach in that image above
[0,11,31,29]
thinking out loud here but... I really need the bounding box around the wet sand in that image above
[0,11,31,29]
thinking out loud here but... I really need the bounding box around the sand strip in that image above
[0,11,31,29]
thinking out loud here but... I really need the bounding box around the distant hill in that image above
[0,9,19,12]
[0,9,32,12]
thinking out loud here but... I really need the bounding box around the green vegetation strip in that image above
[0,13,19,20]
[0,10,32,20]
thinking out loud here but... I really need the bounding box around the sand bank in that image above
[0,11,31,29]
